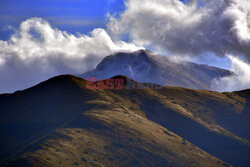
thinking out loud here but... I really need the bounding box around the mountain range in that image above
[81,50,233,90]
[0,75,249,167]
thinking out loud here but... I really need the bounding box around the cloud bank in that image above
[108,0,250,59]
[108,0,250,91]
[212,55,250,92]
[0,18,143,93]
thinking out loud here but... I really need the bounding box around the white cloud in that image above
[211,55,250,92]
[1,0,250,93]
[108,0,250,59]
[107,0,250,91]
[0,17,143,93]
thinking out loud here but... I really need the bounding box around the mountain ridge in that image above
[0,75,249,166]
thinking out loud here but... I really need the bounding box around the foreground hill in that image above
[81,50,233,90]
[0,75,249,167]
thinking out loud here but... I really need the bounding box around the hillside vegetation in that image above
[0,75,249,167]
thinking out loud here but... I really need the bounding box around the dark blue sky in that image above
[0,0,126,40]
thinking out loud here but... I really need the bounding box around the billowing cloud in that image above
[211,55,250,92]
[0,17,143,93]
[1,0,249,93]
[108,0,250,91]
[108,0,250,59]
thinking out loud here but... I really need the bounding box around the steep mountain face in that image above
[0,75,249,167]
[81,50,233,90]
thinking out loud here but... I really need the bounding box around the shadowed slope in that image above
[0,75,249,166]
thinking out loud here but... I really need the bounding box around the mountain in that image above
[0,75,249,167]
[80,50,233,90]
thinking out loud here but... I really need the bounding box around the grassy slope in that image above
[0,75,249,166]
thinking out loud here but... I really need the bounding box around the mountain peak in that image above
[80,50,233,90]
[95,49,153,71]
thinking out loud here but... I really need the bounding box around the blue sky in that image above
[0,0,125,40]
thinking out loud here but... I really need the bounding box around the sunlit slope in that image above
[0,75,249,166]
